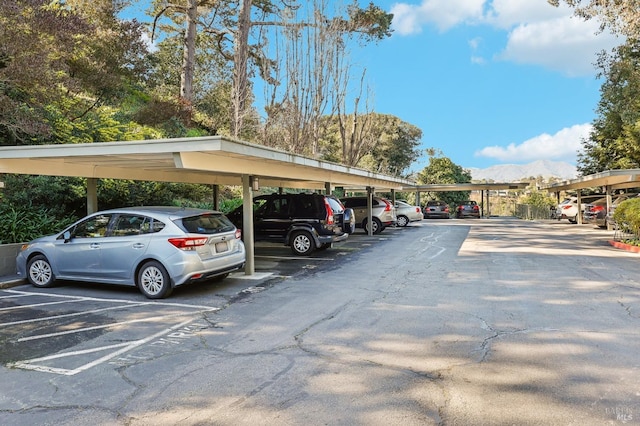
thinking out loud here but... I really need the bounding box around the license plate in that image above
[215,241,229,253]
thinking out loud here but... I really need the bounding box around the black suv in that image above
[227,193,355,256]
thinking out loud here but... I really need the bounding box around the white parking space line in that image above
[0,303,149,327]
[255,255,334,261]
[9,318,198,376]
[0,293,32,300]
[0,299,97,312]
[16,309,217,342]
[2,289,215,310]
[0,289,220,375]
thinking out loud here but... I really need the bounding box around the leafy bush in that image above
[219,198,243,214]
[0,205,77,244]
[613,197,640,237]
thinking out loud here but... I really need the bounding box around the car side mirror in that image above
[63,231,72,242]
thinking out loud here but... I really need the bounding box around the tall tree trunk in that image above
[180,0,198,104]
[232,0,252,138]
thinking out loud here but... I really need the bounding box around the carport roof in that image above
[541,169,640,192]
[0,136,414,190]
[409,182,529,191]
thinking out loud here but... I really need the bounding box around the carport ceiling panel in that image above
[544,169,640,192]
[177,151,407,189]
[0,157,245,186]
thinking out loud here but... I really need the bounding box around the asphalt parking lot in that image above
[2,218,640,425]
[0,226,406,377]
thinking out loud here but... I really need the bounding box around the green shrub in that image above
[219,198,243,214]
[613,198,640,236]
[0,205,77,244]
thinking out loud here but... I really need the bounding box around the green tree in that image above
[577,38,640,174]
[520,191,556,208]
[416,152,472,207]
[0,0,150,145]
[369,116,422,177]
[317,113,422,176]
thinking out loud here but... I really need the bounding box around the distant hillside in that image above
[468,160,577,182]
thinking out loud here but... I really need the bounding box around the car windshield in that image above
[180,213,235,234]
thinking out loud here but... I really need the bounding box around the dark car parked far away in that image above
[583,197,608,228]
[228,193,354,256]
[456,200,480,218]
[423,200,450,219]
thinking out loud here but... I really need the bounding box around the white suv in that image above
[340,196,397,234]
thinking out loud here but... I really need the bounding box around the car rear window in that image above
[180,213,235,234]
[342,198,367,208]
[326,197,345,213]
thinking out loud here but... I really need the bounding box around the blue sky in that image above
[355,0,621,171]
[124,0,622,172]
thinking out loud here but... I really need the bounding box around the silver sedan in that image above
[394,200,424,227]
[16,206,246,298]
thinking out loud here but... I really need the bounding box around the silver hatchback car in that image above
[16,206,246,299]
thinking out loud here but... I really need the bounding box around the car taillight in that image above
[168,237,208,250]
[235,229,242,239]
[562,205,572,210]
[444,207,449,212]
[473,205,479,211]
[383,200,392,211]
[415,207,420,213]
[323,199,335,224]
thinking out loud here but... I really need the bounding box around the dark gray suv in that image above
[228,193,355,256]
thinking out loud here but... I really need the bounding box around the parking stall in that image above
[0,288,220,375]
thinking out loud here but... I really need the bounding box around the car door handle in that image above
[132,243,145,249]
[90,243,100,249]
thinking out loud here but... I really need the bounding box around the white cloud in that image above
[474,123,592,163]
[390,0,621,76]
[391,0,485,34]
[141,31,159,53]
[484,0,568,29]
[498,16,619,76]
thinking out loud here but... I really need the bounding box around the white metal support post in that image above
[87,178,98,215]
[242,174,255,275]
[367,186,374,236]
[577,191,583,224]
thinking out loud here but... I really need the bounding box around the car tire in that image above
[364,217,383,234]
[138,260,173,299]
[396,215,409,227]
[26,254,55,288]
[290,231,314,256]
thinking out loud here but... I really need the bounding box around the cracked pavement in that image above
[1,218,640,425]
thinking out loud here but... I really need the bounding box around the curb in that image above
[608,240,640,253]
[0,276,25,289]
